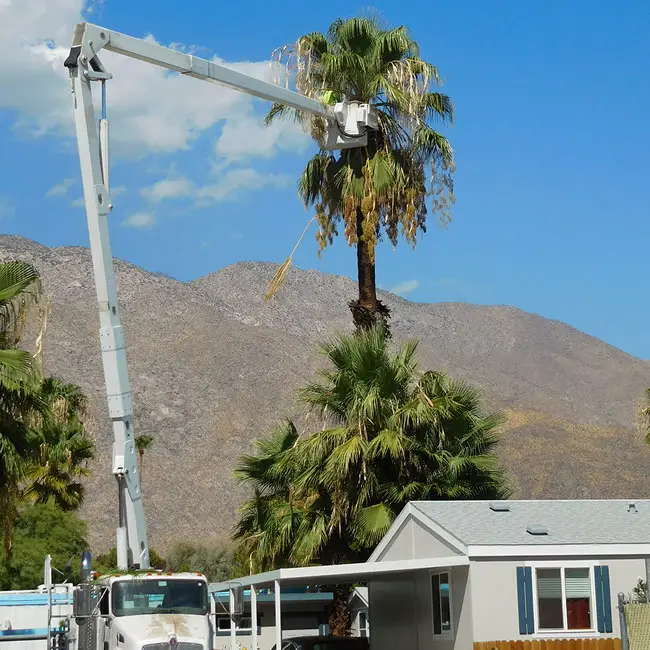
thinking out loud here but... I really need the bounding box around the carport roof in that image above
[209,555,468,592]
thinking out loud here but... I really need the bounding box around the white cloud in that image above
[390,279,420,296]
[215,113,309,161]
[0,0,308,159]
[196,168,291,203]
[46,177,75,197]
[141,177,194,203]
[122,211,155,229]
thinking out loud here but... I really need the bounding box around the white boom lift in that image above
[62,22,376,650]
[65,23,376,573]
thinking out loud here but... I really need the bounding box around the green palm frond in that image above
[232,325,509,568]
[265,16,455,278]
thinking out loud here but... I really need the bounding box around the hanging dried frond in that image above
[265,217,317,302]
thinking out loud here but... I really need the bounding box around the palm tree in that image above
[0,261,43,559]
[135,433,154,483]
[23,378,94,511]
[234,326,509,633]
[266,17,454,331]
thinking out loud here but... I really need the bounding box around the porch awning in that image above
[210,555,469,592]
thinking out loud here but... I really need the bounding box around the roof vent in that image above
[527,525,549,536]
[629,503,637,513]
[490,502,511,512]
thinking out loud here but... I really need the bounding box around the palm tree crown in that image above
[234,326,509,572]
[267,17,455,329]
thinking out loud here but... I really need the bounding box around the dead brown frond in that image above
[264,216,317,302]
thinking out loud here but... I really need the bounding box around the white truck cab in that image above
[74,570,212,650]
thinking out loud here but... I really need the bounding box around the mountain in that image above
[1,235,648,553]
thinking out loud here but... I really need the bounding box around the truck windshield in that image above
[112,579,208,617]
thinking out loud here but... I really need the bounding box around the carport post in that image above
[274,580,282,650]
[251,586,258,650]
[229,588,236,650]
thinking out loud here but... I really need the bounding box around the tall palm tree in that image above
[234,326,509,632]
[266,17,454,331]
[134,433,154,483]
[0,261,43,559]
[23,378,94,511]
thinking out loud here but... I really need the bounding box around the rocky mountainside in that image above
[1,235,649,553]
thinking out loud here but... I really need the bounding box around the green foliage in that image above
[135,434,154,453]
[0,503,88,590]
[0,261,45,558]
[134,433,155,481]
[632,577,648,603]
[166,541,234,582]
[94,546,167,574]
[234,325,510,573]
[23,377,95,511]
[0,259,94,557]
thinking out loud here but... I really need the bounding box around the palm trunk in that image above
[349,208,390,333]
[138,451,144,483]
[0,489,16,564]
[327,584,352,636]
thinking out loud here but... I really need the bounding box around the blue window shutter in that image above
[516,566,535,634]
[595,566,613,634]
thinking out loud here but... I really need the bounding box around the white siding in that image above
[377,519,415,562]
[412,520,463,560]
[469,561,520,643]
[470,557,646,643]
[376,517,462,562]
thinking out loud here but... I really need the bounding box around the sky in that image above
[0,1,649,359]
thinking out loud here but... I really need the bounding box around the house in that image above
[209,586,370,649]
[213,499,650,650]
[349,587,369,638]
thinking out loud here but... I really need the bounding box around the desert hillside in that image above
[1,235,648,552]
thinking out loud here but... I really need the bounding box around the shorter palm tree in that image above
[135,433,155,483]
[23,378,94,510]
[234,326,509,633]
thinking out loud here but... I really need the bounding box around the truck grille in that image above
[142,641,203,650]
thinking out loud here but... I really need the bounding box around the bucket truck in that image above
[60,21,377,650]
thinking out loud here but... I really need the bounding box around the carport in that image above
[210,555,469,650]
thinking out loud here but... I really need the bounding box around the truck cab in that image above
[82,573,212,650]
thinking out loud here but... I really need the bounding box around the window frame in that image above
[430,568,454,640]
[528,560,599,637]
[357,610,369,637]
[215,614,257,635]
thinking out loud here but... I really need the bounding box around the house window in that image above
[535,567,593,631]
[216,615,253,632]
[431,571,453,637]
[358,611,370,637]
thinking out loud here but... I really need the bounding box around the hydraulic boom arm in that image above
[65,22,376,570]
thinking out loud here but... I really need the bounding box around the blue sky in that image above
[1,0,649,359]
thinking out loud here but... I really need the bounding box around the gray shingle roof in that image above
[411,500,650,546]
